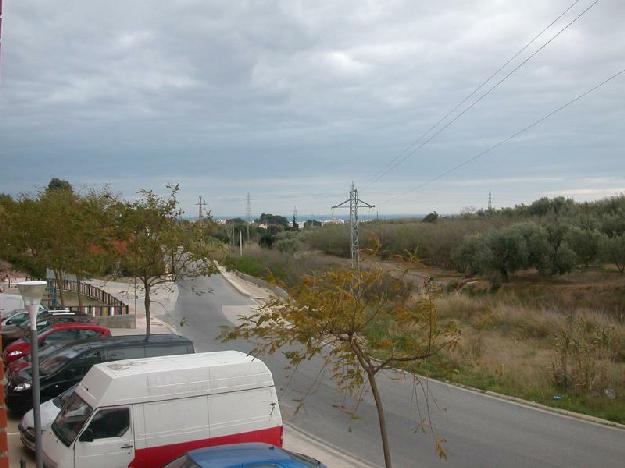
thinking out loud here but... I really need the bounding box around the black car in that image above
[6,334,194,414]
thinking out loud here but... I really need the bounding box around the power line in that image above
[370,0,598,184]
[384,66,625,203]
[369,0,581,183]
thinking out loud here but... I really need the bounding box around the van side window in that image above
[86,408,130,439]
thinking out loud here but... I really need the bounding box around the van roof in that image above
[77,351,274,407]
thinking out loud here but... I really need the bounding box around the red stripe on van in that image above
[129,425,283,468]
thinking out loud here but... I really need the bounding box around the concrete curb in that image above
[217,266,269,301]
[430,376,625,432]
[284,422,377,468]
[221,267,625,433]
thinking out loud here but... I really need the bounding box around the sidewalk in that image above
[217,266,273,302]
[218,269,375,468]
[6,275,372,468]
[86,278,177,335]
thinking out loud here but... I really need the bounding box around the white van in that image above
[42,351,283,468]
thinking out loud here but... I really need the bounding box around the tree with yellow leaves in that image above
[222,266,459,468]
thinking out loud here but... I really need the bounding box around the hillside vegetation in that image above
[225,195,625,423]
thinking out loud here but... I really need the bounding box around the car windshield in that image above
[163,455,200,468]
[3,312,28,326]
[51,392,93,447]
[39,350,78,376]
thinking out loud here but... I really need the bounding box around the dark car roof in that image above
[187,443,311,466]
[54,334,192,354]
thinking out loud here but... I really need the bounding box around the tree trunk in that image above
[76,274,84,311]
[352,341,392,468]
[366,366,392,468]
[144,281,151,336]
[54,269,65,308]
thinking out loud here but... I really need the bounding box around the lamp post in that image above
[17,281,47,468]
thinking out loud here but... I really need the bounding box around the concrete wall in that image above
[92,314,136,329]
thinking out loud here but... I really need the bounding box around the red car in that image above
[2,322,111,364]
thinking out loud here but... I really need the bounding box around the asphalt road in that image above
[165,274,625,468]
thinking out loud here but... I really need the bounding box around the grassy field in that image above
[226,245,625,423]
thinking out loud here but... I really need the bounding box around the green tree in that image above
[600,235,625,274]
[544,222,577,275]
[599,211,625,237]
[566,227,603,267]
[303,219,322,229]
[117,185,222,335]
[452,233,492,275]
[422,211,439,223]
[486,227,529,280]
[222,268,459,467]
[509,223,550,272]
[256,213,289,228]
[0,187,118,307]
[47,178,73,192]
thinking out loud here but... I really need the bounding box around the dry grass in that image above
[435,292,625,410]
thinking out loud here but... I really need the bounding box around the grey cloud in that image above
[1,0,623,216]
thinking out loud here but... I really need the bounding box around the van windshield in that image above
[51,392,93,447]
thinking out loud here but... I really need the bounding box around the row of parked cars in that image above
[1,306,325,468]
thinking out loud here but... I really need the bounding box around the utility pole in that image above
[239,230,243,256]
[332,182,375,270]
[246,192,252,241]
[0,3,10,467]
[196,196,207,219]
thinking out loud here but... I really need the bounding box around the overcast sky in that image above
[0,0,623,217]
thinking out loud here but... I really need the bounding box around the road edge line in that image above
[422,373,625,432]
[221,268,625,432]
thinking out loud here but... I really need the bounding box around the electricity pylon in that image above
[246,193,252,240]
[332,182,375,270]
[196,196,207,218]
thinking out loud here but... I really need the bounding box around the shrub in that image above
[485,227,529,280]
[452,233,492,275]
[567,227,603,267]
[544,222,577,275]
[600,235,625,274]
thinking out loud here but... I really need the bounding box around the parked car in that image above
[1,309,94,346]
[1,304,46,320]
[36,310,96,328]
[165,443,326,468]
[43,351,282,468]
[7,334,194,414]
[3,322,111,364]
[8,337,107,378]
[19,384,77,451]
[0,308,49,345]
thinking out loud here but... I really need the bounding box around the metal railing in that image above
[65,304,130,316]
[46,279,130,316]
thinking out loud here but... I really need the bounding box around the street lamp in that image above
[17,281,47,468]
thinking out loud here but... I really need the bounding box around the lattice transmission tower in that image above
[332,182,375,270]
[246,193,252,240]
